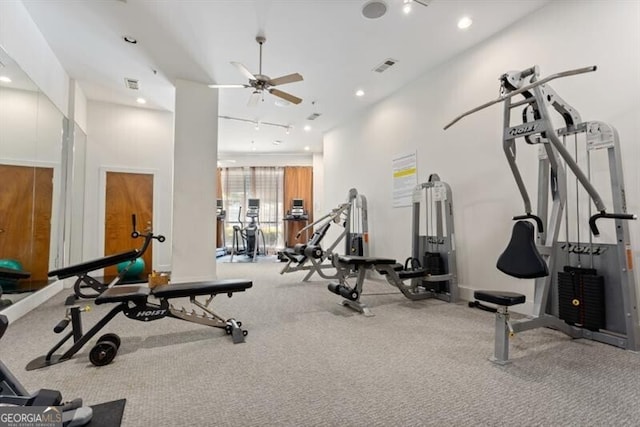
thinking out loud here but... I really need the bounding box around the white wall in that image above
[84,100,174,271]
[323,0,640,312]
[0,1,69,114]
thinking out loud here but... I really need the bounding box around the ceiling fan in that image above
[209,35,304,106]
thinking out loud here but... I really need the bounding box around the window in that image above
[220,167,284,252]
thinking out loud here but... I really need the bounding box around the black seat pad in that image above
[152,280,253,299]
[474,290,525,306]
[337,256,397,266]
[0,314,8,340]
[0,267,30,280]
[49,250,140,279]
[95,285,150,305]
[496,221,549,279]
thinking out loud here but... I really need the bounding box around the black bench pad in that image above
[152,280,253,299]
[49,250,140,279]
[0,267,30,280]
[95,285,150,305]
[337,256,397,266]
[474,290,525,306]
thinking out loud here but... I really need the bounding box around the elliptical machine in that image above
[231,199,266,262]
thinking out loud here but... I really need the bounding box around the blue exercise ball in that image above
[116,258,145,279]
[0,259,23,290]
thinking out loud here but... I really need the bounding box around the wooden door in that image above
[0,164,53,289]
[104,172,153,278]
[283,167,313,246]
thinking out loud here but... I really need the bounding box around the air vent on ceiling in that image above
[373,59,397,73]
[306,113,322,121]
[124,77,139,90]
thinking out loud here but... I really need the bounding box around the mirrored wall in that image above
[0,47,66,308]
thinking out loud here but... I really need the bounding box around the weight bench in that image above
[328,255,455,316]
[27,279,252,370]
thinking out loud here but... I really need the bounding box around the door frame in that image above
[98,166,160,272]
[0,158,61,272]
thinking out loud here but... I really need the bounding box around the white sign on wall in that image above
[392,151,417,208]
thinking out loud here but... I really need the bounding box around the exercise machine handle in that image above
[131,214,139,238]
[588,212,637,237]
[444,65,597,130]
[513,214,544,233]
[54,318,69,333]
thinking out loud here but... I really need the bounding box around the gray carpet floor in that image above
[1,262,639,426]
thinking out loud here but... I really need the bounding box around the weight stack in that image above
[422,252,446,293]
[557,266,605,331]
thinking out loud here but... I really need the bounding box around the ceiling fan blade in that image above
[269,88,302,105]
[247,91,261,107]
[268,73,303,86]
[207,84,248,88]
[231,61,257,81]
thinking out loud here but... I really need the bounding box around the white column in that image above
[172,79,218,282]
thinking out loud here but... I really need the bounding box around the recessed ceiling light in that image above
[123,35,138,44]
[303,125,312,132]
[402,0,412,14]
[457,16,472,29]
[304,146,310,151]
[355,89,365,97]
[0,76,11,83]
[136,97,146,104]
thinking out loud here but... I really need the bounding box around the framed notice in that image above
[392,151,417,207]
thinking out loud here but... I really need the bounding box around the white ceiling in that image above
[22,0,549,156]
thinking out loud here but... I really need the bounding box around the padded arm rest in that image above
[152,279,253,299]
[0,267,30,280]
[337,255,397,267]
[49,250,140,279]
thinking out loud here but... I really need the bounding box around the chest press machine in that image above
[445,65,639,364]
[327,177,458,316]
[280,188,369,281]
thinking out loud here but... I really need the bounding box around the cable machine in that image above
[446,65,639,363]
[411,174,458,302]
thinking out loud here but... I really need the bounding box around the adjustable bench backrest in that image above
[48,249,140,279]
